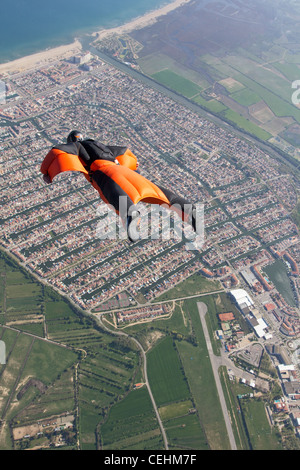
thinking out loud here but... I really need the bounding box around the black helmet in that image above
[67,130,84,143]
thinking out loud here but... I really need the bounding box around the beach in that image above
[0,0,190,77]
[94,0,191,40]
[0,40,82,77]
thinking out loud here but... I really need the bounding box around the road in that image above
[136,336,169,450]
[96,289,225,315]
[98,315,169,450]
[197,301,237,450]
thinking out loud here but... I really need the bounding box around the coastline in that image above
[94,0,190,40]
[0,0,190,77]
[0,40,82,77]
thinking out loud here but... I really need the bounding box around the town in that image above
[0,51,299,440]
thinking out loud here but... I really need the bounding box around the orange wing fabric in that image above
[90,160,169,206]
[40,148,88,182]
[41,148,170,208]
[115,149,138,170]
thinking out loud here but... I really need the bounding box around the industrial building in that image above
[231,289,269,338]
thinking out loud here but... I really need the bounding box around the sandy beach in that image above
[0,0,191,76]
[94,0,191,40]
[0,40,83,77]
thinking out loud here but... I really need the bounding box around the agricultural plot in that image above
[146,52,291,141]
[45,300,91,339]
[164,413,206,449]
[223,69,300,124]
[208,54,300,144]
[0,257,44,335]
[2,252,216,450]
[273,62,300,82]
[230,89,261,107]
[1,250,284,450]
[127,0,300,154]
[151,70,202,99]
[239,399,282,450]
[193,95,227,113]
[219,78,245,94]
[100,387,162,450]
[147,336,209,450]
[158,399,208,449]
[222,109,272,141]
[138,52,210,89]
[0,252,140,450]
[147,336,190,407]
[221,54,293,101]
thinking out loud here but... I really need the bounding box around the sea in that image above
[0,0,173,64]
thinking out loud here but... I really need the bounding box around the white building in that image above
[231,289,269,338]
[231,289,254,308]
[253,317,269,338]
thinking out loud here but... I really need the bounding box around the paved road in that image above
[197,302,237,450]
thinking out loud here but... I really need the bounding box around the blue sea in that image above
[0,0,173,64]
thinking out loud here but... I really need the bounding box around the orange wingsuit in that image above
[40,139,192,222]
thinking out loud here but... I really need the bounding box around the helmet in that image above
[67,130,84,143]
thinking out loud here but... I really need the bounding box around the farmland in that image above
[147,336,190,406]
[100,388,162,450]
[238,398,282,450]
[0,250,140,450]
[1,245,286,450]
[151,70,202,99]
[97,0,300,160]
[0,248,235,450]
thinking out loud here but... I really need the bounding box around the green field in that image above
[148,60,280,140]
[0,251,140,450]
[178,299,231,449]
[136,21,300,151]
[151,69,202,98]
[230,89,261,107]
[0,249,289,450]
[164,413,207,449]
[158,399,193,420]
[210,56,300,125]
[101,388,162,450]
[0,251,217,450]
[193,94,228,113]
[239,399,282,450]
[147,335,210,450]
[156,271,221,301]
[222,109,272,140]
[147,336,190,406]
[273,62,300,81]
